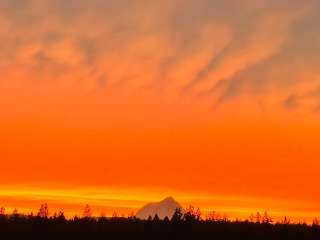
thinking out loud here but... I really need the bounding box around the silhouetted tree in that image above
[12,208,18,216]
[0,207,5,215]
[195,208,202,221]
[207,211,216,222]
[112,211,118,218]
[171,208,183,222]
[184,205,198,223]
[10,208,19,221]
[262,211,272,224]
[38,203,49,218]
[0,207,5,222]
[57,211,66,221]
[153,214,160,222]
[282,216,290,225]
[256,212,261,223]
[128,211,135,220]
[222,213,228,222]
[249,213,255,223]
[82,204,92,218]
[28,212,34,218]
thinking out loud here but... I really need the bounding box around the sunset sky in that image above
[1,0,320,222]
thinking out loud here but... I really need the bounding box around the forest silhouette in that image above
[0,204,319,240]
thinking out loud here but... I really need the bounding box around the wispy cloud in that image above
[0,0,319,113]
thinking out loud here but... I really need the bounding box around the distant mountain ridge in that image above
[136,197,184,219]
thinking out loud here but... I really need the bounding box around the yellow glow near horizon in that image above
[0,186,319,223]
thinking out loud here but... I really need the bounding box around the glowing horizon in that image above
[0,185,319,223]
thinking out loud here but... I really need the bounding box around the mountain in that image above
[136,196,184,220]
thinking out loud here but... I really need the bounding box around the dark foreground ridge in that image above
[0,209,320,240]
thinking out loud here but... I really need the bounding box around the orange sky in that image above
[1,0,320,223]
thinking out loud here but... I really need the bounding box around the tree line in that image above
[0,204,319,240]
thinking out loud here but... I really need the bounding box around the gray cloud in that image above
[0,0,319,113]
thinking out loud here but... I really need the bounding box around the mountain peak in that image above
[136,197,184,219]
[161,196,176,203]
